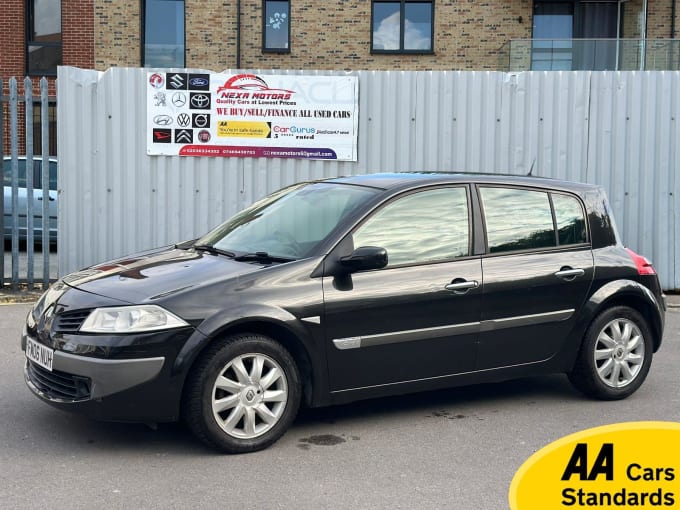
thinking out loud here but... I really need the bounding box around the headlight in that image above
[80,305,189,333]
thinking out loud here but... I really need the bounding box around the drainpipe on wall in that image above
[640,0,648,70]
[236,0,242,69]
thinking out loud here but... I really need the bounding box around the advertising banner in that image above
[146,72,358,160]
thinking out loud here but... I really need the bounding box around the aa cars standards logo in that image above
[509,422,680,509]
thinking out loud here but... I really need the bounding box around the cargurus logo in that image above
[273,125,316,134]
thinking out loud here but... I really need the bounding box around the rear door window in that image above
[480,187,556,253]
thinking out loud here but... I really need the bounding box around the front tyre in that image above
[183,333,301,453]
[568,306,653,400]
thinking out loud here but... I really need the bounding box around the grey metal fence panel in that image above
[1,76,56,289]
[57,67,680,289]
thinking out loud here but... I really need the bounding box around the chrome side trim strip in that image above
[301,316,321,325]
[331,309,575,350]
[479,309,574,332]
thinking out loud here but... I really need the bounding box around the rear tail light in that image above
[625,248,656,275]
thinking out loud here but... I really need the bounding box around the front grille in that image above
[53,309,92,333]
[26,361,91,401]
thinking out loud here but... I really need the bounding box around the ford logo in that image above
[189,77,209,87]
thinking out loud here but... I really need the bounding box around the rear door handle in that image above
[445,280,479,292]
[554,268,585,279]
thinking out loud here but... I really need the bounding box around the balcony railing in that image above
[499,39,680,71]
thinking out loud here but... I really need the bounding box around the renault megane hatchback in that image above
[22,173,665,453]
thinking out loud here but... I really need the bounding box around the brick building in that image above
[2,0,679,155]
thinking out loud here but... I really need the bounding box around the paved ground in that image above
[0,303,678,509]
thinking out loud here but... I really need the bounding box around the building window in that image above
[143,0,185,68]
[371,0,433,53]
[263,1,290,52]
[26,0,62,76]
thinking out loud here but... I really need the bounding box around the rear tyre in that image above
[183,333,301,453]
[568,306,653,400]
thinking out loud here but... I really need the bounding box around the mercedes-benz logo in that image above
[153,114,173,126]
[172,92,187,107]
[190,94,210,109]
[177,113,190,127]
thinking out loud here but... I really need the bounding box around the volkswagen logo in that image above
[190,93,210,109]
[153,114,173,126]
[177,113,191,127]
[172,92,187,107]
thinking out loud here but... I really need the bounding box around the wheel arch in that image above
[177,317,319,408]
[580,279,663,352]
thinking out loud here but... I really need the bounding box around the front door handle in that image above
[554,268,585,280]
[445,280,479,292]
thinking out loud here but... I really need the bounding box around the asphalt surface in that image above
[1,303,679,510]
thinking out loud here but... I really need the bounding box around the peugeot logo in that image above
[172,92,187,107]
[153,92,167,107]
[189,77,209,87]
[177,113,191,127]
[153,115,173,126]
[190,93,210,109]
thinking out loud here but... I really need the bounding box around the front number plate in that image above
[26,337,54,371]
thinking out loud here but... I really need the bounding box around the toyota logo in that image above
[172,92,187,107]
[190,94,210,109]
[153,114,173,126]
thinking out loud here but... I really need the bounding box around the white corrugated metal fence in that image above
[57,67,679,289]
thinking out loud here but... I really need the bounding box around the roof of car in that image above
[326,172,600,194]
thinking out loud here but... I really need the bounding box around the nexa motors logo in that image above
[216,74,295,101]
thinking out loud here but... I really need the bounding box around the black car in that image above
[22,173,665,453]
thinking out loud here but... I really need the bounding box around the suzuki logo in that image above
[168,73,186,89]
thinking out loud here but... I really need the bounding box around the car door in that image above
[322,185,482,392]
[476,186,594,370]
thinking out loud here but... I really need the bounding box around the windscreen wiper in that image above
[193,244,236,258]
[233,251,296,263]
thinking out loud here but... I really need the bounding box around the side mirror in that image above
[338,246,388,272]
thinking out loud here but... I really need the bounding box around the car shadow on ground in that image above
[18,374,580,456]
